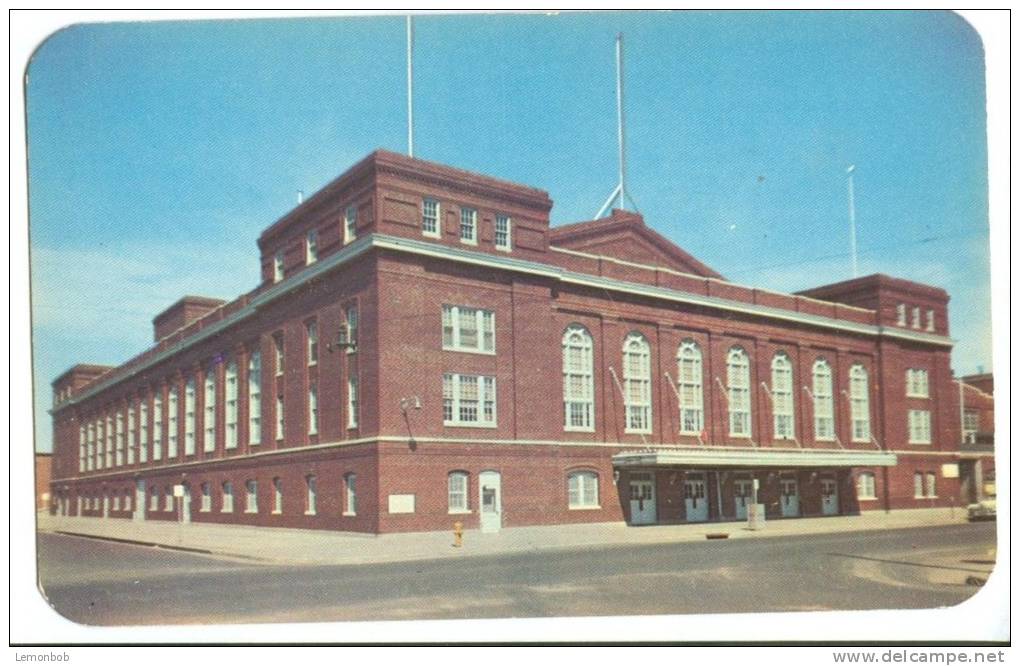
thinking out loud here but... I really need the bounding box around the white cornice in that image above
[55,232,954,413]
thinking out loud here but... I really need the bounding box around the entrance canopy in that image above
[612,446,896,469]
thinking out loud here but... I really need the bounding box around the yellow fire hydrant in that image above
[453,521,464,548]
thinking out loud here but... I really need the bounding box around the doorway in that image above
[628,473,656,525]
[684,472,709,522]
[820,474,839,516]
[479,471,501,533]
[734,475,754,520]
[181,484,192,524]
[134,480,146,521]
[780,476,800,517]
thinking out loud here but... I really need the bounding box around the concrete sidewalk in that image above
[37,508,972,567]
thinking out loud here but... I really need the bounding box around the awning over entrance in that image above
[612,446,897,469]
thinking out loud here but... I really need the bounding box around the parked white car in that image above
[967,497,996,521]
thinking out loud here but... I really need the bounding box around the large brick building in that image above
[48,150,990,533]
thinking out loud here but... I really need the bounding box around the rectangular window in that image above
[203,369,216,453]
[274,333,284,377]
[164,487,174,511]
[78,426,86,472]
[86,423,95,471]
[347,376,358,429]
[441,305,495,354]
[494,214,511,251]
[963,409,979,443]
[911,306,921,329]
[184,377,196,455]
[306,321,318,366]
[305,476,317,515]
[926,309,935,332]
[126,407,136,465]
[459,207,477,244]
[273,478,283,514]
[201,483,211,512]
[857,472,877,500]
[345,305,358,352]
[221,482,234,513]
[149,490,158,511]
[275,394,285,441]
[308,382,319,435]
[906,369,929,398]
[225,361,238,449]
[105,416,114,467]
[896,303,906,326]
[113,495,120,511]
[908,409,932,444]
[306,229,318,264]
[167,387,178,458]
[344,474,357,516]
[273,250,285,283]
[422,198,440,237]
[568,472,599,509]
[914,472,924,498]
[448,472,468,513]
[248,350,262,445]
[246,480,258,513]
[344,204,357,244]
[139,401,148,463]
[115,412,124,466]
[925,472,937,498]
[850,367,870,443]
[442,373,496,427]
[152,392,163,461]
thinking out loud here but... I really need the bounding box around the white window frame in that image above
[347,376,358,429]
[771,353,795,440]
[86,423,95,471]
[344,204,357,244]
[908,409,932,445]
[248,350,262,446]
[306,320,318,366]
[857,472,877,500]
[184,377,196,455]
[422,198,441,238]
[225,361,238,449]
[273,250,285,283]
[203,369,216,453]
[344,473,357,516]
[925,471,937,498]
[346,305,358,353]
[906,368,929,398]
[443,373,497,428]
[78,425,86,472]
[167,386,178,458]
[274,334,284,377]
[115,412,125,466]
[149,489,159,511]
[105,415,114,467]
[200,483,212,512]
[896,303,906,326]
[152,392,163,461]
[567,471,600,509]
[138,401,148,463]
[812,359,835,441]
[442,305,495,354]
[447,471,469,514]
[459,207,477,245]
[275,394,285,441]
[494,214,512,251]
[563,325,595,432]
[245,479,258,513]
[850,364,871,443]
[164,487,174,511]
[963,409,979,443]
[306,229,318,264]
[305,475,317,515]
[677,340,704,436]
[727,347,751,438]
[127,406,137,465]
[272,477,283,514]
[622,333,652,434]
[911,306,921,329]
[926,309,935,332]
[221,481,234,513]
[308,382,319,435]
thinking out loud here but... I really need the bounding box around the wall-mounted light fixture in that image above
[328,324,357,353]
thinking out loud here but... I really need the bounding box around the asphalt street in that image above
[37,521,996,625]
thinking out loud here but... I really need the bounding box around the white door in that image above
[780,478,800,517]
[628,474,657,525]
[102,494,109,518]
[734,478,754,520]
[181,485,192,524]
[684,473,709,522]
[134,480,146,521]
[479,471,501,533]
[821,476,839,515]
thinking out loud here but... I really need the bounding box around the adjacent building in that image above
[48,150,990,533]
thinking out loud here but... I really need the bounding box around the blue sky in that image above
[26,11,991,453]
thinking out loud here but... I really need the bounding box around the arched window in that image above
[344,473,357,516]
[567,471,599,509]
[812,359,835,440]
[272,477,283,514]
[727,347,751,437]
[221,481,234,513]
[562,325,594,431]
[622,333,652,433]
[849,364,870,442]
[245,479,258,513]
[448,471,469,513]
[677,341,703,435]
[248,350,262,445]
[203,369,216,453]
[857,472,876,500]
[225,360,238,449]
[771,353,794,440]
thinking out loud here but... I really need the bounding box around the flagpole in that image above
[847,164,858,277]
[406,15,414,158]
